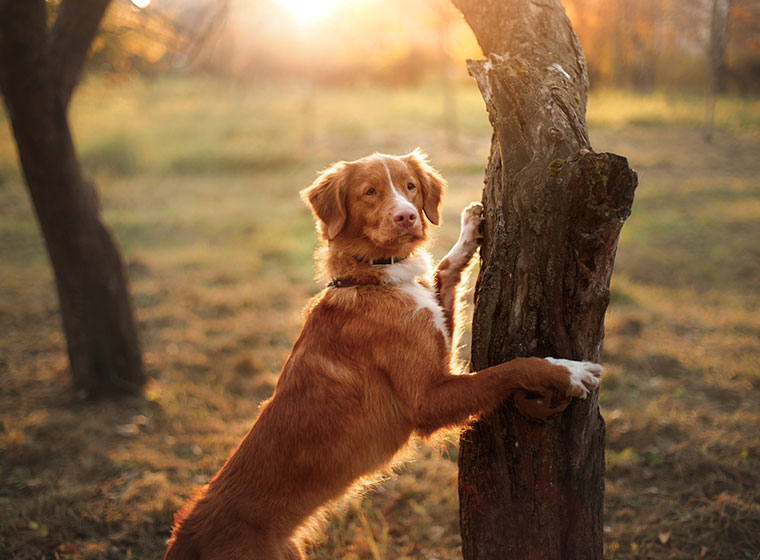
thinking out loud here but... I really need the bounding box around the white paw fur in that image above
[445,202,483,267]
[545,357,602,398]
[459,202,484,247]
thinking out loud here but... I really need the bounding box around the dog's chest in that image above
[398,282,449,347]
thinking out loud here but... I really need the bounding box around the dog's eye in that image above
[407,183,416,191]
[365,187,377,196]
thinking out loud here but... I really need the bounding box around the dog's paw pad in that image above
[545,357,602,399]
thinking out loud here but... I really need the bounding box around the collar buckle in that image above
[364,255,405,265]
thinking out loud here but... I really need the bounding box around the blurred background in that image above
[88,0,760,92]
[1,0,759,558]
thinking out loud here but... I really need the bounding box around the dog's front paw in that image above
[460,202,484,242]
[458,202,484,256]
[440,203,484,272]
[545,358,602,399]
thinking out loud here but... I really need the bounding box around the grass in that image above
[1,76,759,559]
[587,89,760,131]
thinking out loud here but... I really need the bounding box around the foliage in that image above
[84,0,760,92]
[1,77,759,559]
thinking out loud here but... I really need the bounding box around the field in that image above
[1,77,759,559]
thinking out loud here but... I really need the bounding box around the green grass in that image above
[587,88,760,131]
[1,77,759,559]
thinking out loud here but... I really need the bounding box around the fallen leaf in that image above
[658,530,671,544]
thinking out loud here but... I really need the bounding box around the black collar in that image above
[352,255,406,265]
[327,277,367,288]
[328,254,408,288]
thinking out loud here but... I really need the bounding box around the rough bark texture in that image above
[0,0,145,398]
[452,1,637,558]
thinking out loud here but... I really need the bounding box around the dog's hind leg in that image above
[203,530,289,560]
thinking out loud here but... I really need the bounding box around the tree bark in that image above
[0,0,145,398]
[452,1,637,558]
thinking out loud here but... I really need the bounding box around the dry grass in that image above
[1,78,759,559]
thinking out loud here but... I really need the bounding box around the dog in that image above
[164,150,602,559]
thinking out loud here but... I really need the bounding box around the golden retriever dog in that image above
[164,150,602,559]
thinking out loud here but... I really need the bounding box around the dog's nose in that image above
[393,210,417,229]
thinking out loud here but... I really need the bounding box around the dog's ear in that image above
[300,162,348,240]
[404,148,445,226]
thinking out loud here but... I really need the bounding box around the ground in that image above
[1,79,759,559]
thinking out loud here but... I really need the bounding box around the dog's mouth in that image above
[384,226,424,248]
[363,220,423,246]
[357,236,415,263]
[396,228,423,241]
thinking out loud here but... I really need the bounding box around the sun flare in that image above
[279,0,340,24]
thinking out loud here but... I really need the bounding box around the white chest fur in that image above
[400,282,449,347]
[384,256,450,347]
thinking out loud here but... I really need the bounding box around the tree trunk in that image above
[0,0,145,398]
[451,1,637,558]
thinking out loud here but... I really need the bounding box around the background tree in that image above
[452,0,637,558]
[704,0,733,142]
[0,0,145,399]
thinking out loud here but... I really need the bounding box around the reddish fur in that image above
[164,151,580,559]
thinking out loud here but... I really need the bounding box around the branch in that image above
[49,0,112,109]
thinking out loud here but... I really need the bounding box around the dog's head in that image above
[301,149,445,260]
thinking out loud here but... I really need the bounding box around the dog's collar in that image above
[328,254,409,288]
[351,255,407,265]
[327,277,380,289]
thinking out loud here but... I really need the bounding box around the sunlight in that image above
[279,0,340,24]
[130,0,151,8]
